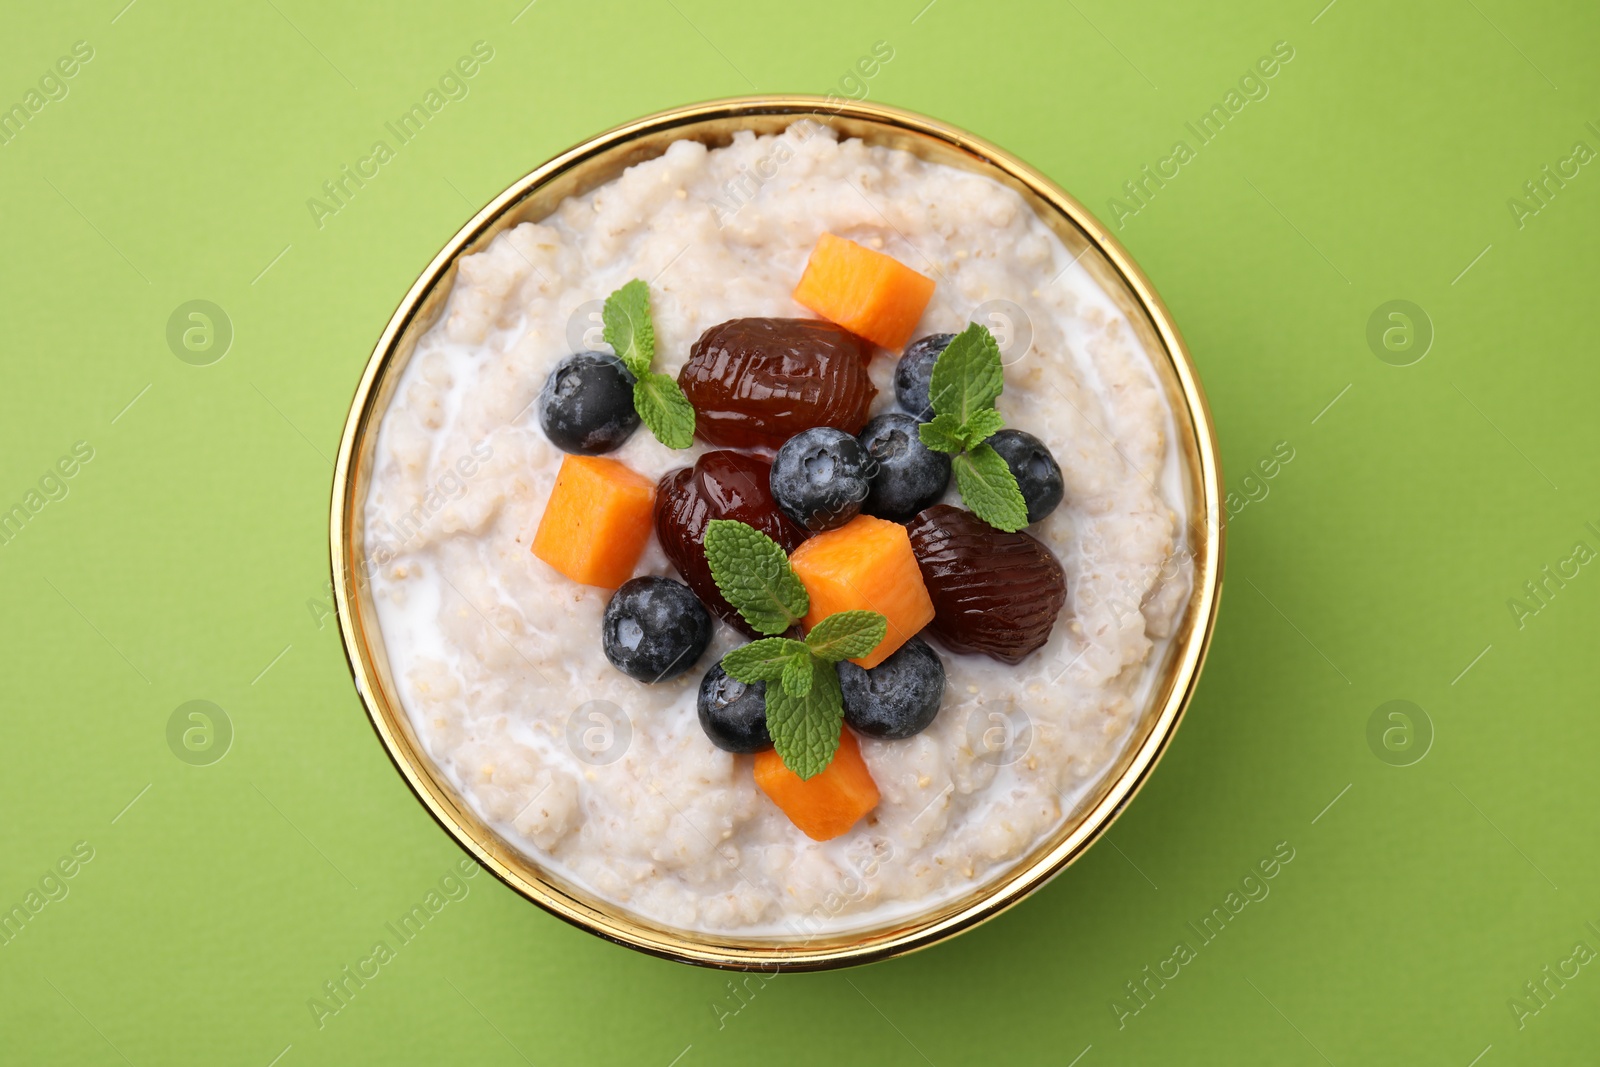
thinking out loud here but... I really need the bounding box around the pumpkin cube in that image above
[792,233,936,351]
[788,514,935,668]
[531,454,655,589]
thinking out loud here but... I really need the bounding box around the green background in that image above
[2,0,1595,1063]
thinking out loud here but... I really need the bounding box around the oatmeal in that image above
[363,121,1189,935]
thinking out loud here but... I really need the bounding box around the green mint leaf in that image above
[703,519,810,635]
[928,322,1003,425]
[601,279,654,378]
[722,637,809,684]
[781,654,814,697]
[958,407,1005,451]
[633,372,695,449]
[918,413,968,455]
[953,443,1029,532]
[765,657,844,780]
[601,280,695,448]
[805,610,888,662]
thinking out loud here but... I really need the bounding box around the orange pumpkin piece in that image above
[531,454,655,589]
[788,514,935,669]
[754,728,879,841]
[792,233,936,351]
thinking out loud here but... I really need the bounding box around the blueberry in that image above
[697,662,771,753]
[894,333,954,420]
[857,413,951,522]
[538,352,639,454]
[986,429,1064,524]
[601,577,712,682]
[769,427,870,532]
[837,637,945,740]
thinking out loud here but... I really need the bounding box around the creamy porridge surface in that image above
[363,122,1190,935]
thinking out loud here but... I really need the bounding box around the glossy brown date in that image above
[678,317,876,450]
[906,505,1067,664]
[654,450,810,636]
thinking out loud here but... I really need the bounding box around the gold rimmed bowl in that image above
[331,96,1223,971]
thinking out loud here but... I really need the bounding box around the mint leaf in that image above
[928,322,1003,426]
[703,519,810,635]
[765,657,844,780]
[781,654,814,697]
[601,280,694,449]
[953,444,1029,532]
[722,637,808,684]
[959,407,1005,450]
[918,413,968,455]
[633,372,695,449]
[601,279,654,378]
[920,323,1028,530]
[805,610,888,662]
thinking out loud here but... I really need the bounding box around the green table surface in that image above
[3,1,1597,1063]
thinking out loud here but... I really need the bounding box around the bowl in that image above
[330,95,1223,971]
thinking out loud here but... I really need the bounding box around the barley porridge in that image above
[363,121,1190,935]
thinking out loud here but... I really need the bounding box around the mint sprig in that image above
[804,609,888,661]
[633,371,695,449]
[917,322,1029,532]
[929,321,1003,425]
[601,279,694,449]
[601,279,654,373]
[764,660,846,781]
[706,519,888,780]
[721,636,809,681]
[703,520,808,635]
[953,444,1025,523]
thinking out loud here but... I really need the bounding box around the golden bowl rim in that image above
[329,94,1225,971]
